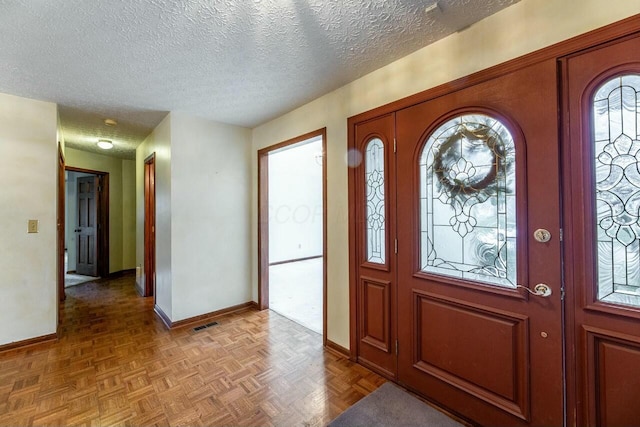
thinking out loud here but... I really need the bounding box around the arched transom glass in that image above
[592,74,640,308]
[419,114,517,288]
[365,138,386,264]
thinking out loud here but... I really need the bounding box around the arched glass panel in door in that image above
[419,114,517,287]
[592,74,640,308]
[365,138,386,264]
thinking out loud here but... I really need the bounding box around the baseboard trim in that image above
[154,305,172,329]
[269,255,323,267]
[155,301,259,330]
[0,333,57,353]
[171,302,258,329]
[325,340,350,358]
[108,268,136,279]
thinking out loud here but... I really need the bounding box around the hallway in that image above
[0,275,384,426]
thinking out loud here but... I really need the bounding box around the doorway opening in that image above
[258,129,327,341]
[143,153,156,299]
[63,167,109,291]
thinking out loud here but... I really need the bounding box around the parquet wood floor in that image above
[0,274,385,426]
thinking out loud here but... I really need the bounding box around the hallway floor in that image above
[269,257,323,334]
[0,274,384,426]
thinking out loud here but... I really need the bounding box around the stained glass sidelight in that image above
[419,114,517,287]
[365,138,386,264]
[593,75,640,308]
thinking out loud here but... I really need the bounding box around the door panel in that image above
[564,34,640,427]
[396,58,563,426]
[353,113,397,378]
[76,175,98,277]
[413,292,529,418]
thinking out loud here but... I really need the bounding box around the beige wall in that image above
[135,113,252,322]
[170,113,252,321]
[251,0,640,349]
[0,93,58,345]
[65,148,136,274]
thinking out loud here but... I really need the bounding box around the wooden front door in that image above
[352,113,397,379]
[563,34,640,427]
[395,58,563,426]
[76,175,98,277]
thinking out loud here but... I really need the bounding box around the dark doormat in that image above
[328,382,465,427]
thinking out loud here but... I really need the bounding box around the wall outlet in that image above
[28,220,39,233]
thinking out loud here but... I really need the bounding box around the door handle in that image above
[517,283,552,297]
[75,229,81,233]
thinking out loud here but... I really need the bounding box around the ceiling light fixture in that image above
[425,1,439,13]
[97,139,114,150]
[104,118,117,126]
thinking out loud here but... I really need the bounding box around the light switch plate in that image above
[28,219,39,233]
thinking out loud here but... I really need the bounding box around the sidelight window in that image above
[365,138,386,264]
[592,74,640,308]
[419,114,517,287]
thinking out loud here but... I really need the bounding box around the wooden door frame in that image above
[347,12,640,426]
[65,166,110,278]
[144,153,156,298]
[57,145,65,311]
[258,128,327,345]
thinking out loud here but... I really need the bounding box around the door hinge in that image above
[559,228,563,241]
[393,138,397,153]
[560,288,566,301]
[395,340,399,355]
[394,239,398,254]
[97,186,102,192]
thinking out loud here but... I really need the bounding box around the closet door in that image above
[395,58,563,426]
[564,34,640,427]
[351,113,397,379]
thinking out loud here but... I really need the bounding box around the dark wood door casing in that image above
[562,33,640,427]
[144,153,156,298]
[76,175,98,277]
[57,146,65,305]
[257,129,328,344]
[66,167,110,279]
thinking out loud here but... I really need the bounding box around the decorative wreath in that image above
[432,124,503,195]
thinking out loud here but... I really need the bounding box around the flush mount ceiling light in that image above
[425,1,439,13]
[97,139,114,150]
[104,118,117,126]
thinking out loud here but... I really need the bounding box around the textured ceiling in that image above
[0,0,520,160]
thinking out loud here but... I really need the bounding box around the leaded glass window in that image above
[419,114,517,287]
[593,75,640,308]
[366,138,385,264]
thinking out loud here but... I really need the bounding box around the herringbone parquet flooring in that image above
[0,274,385,426]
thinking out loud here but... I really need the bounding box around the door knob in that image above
[517,283,552,297]
[533,228,551,243]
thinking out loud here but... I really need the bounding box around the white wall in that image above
[268,138,323,263]
[251,0,640,349]
[0,92,58,345]
[136,114,172,315]
[65,148,136,274]
[170,113,252,322]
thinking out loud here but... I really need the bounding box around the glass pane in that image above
[593,75,640,308]
[419,114,517,288]
[365,138,385,264]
